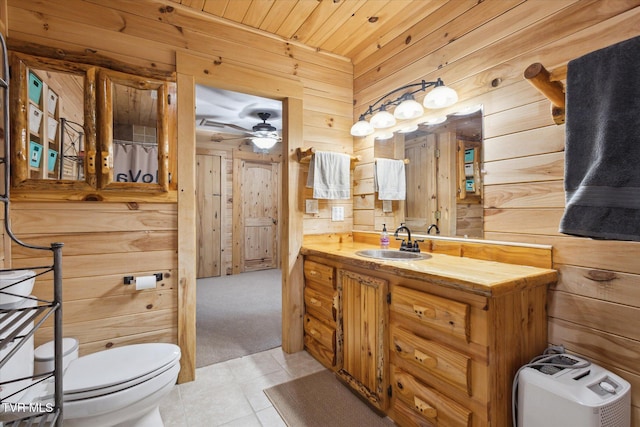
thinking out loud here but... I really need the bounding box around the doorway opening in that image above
[194,85,283,367]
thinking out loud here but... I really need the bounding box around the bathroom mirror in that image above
[10,51,176,199]
[374,107,483,238]
[10,52,97,189]
[97,69,171,192]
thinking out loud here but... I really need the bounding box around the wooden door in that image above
[233,159,279,273]
[338,269,388,411]
[196,153,221,278]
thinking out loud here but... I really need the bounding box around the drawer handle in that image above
[414,349,437,368]
[412,304,435,318]
[309,297,321,306]
[414,396,437,419]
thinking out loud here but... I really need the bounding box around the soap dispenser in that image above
[380,224,389,249]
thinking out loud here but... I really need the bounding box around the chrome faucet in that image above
[394,223,423,253]
[427,224,440,235]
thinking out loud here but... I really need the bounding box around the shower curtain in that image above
[113,143,158,184]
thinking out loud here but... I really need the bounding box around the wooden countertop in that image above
[301,241,557,297]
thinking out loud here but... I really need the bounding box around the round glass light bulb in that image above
[452,104,483,115]
[370,110,396,129]
[422,116,447,125]
[350,119,374,136]
[251,137,278,149]
[394,99,424,120]
[423,85,458,109]
[375,131,394,140]
[398,124,419,133]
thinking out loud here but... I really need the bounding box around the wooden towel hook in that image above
[524,62,566,125]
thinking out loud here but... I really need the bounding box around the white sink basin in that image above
[0,270,36,307]
[355,249,431,261]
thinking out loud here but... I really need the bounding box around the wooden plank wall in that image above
[352,1,640,421]
[7,0,353,359]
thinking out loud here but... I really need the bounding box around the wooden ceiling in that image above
[168,0,448,60]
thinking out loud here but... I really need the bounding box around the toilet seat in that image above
[63,343,180,401]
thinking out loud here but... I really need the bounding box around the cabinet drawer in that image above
[304,334,336,369]
[304,287,336,323]
[304,314,335,351]
[391,364,471,427]
[391,286,469,342]
[304,260,335,290]
[390,325,470,396]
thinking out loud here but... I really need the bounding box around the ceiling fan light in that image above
[394,98,424,120]
[370,110,396,129]
[424,85,458,109]
[252,137,278,150]
[350,119,374,136]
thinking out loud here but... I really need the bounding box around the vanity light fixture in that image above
[350,78,458,136]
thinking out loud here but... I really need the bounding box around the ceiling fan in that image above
[201,112,281,148]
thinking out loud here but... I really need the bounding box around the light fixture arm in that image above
[358,78,446,121]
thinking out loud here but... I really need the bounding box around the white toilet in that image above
[33,340,181,427]
[1,269,180,426]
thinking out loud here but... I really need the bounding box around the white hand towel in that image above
[306,151,351,199]
[374,158,406,200]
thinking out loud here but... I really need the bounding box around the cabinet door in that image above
[338,269,388,411]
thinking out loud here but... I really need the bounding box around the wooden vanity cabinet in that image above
[388,282,546,427]
[301,250,550,427]
[303,260,339,370]
[337,269,389,411]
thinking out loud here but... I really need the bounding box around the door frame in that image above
[176,52,304,382]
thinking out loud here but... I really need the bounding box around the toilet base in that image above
[113,406,163,427]
[63,364,178,427]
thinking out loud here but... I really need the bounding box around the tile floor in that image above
[159,347,326,426]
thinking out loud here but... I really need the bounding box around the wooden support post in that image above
[524,62,566,125]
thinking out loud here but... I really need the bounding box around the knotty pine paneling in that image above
[353,2,640,420]
[8,0,354,366]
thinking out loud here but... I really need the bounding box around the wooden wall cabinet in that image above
[9,52,176,201]
[337,268,389,412]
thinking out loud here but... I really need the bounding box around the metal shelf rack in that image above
[0,33,64,427]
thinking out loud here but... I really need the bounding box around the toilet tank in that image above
[34,337,79,376]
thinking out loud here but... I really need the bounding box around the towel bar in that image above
[296,147,361,168]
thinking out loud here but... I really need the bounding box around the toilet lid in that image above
[64,343,180,395]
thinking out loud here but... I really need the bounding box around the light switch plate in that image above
[332,206,344,221]
[382,200,393,213]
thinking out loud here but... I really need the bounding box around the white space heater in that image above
[517,353,630,427]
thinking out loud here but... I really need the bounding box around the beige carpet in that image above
[264,370,395,427]
[196,269,281,367]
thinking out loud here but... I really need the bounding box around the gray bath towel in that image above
[559,35,640,241]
